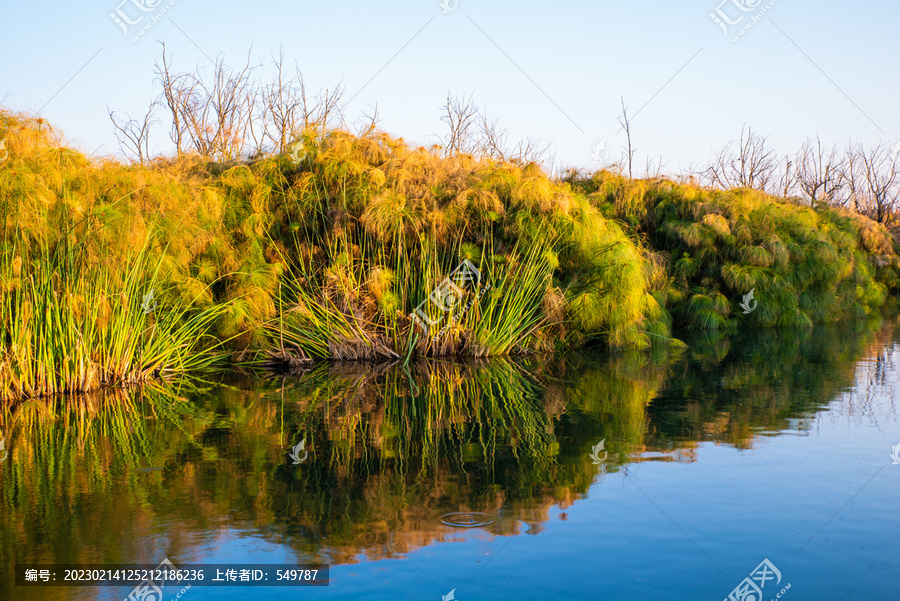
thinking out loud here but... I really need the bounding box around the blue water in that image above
[2,320,899,600]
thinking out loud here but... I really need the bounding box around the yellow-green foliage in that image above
[5,101,897,384]
[270,130,664,356]
[585,171,649,226]
[1,109,668,377]
[573,173,900,329]
[0,113,236,305]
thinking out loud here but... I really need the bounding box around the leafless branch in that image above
[858,141,899,223]
[440,92,479,157]
[702,126,777,192]
[795,136,842,206]
[108,102,155,164]
[617,96,636,179]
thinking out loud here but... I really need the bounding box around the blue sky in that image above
[1,0,897,175]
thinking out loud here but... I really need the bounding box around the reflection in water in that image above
[0,314,898,599]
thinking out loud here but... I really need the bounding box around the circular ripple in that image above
[439,512,495,528]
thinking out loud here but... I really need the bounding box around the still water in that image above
[1,317,899,600]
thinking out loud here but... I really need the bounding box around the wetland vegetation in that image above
[1,54,899,404]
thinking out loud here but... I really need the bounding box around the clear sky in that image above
[1,0,897,175]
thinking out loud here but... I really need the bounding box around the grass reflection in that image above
[0,314,893,597]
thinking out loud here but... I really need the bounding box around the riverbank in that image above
[1,109,898,401]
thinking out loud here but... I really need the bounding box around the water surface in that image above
[1,318,899,600]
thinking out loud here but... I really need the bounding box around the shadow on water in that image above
[0,314,897,598]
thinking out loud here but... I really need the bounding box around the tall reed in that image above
[0,237,228,403]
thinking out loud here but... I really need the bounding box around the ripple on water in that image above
[439,512,495,528]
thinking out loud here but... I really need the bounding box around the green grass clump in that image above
[574,171,899,329]
[0,239,227,403]
[250,133,666,360]
[0,109,670,400]
[0,112,230,403]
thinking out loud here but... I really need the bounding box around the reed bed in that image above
[2,106,899,404]
[577,172,900,329]
[236,130,667,362]
[0,241,228,403]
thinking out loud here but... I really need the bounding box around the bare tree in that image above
[355,103,381,137]
[108,102,154,164]
[439,93,549,164]
[643,154,666,179]
[154,43,195,156]
[838,142,866,211]
[153,47,259,161]
[703,126,777,192]
[440,92,479,157]
[678,165,701,187]
[795,136,842,206]
[260,55,344,154]
[259,50,300,154]
[476,113,510,161]
[152,46,348,162]
[203,51,258,161]
[617,96,636,179]
[859,141,899,223]
[475,114,549,164]
[302,78,344,134]
[774,153,795,199]
[245,80,265,157]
